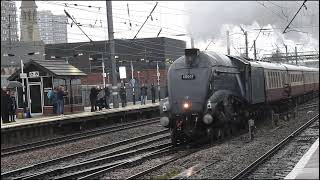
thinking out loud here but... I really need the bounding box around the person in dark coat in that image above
[52,87,58,114]
[1,88,10,123]
[140,84,148,105]
[151,83,156,103]
[104,86,110,109]
[9,91,17,122]
[57,86,67,116]
[90,86,99,112]
[120,84,127,107]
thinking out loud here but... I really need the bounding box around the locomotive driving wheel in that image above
[170,128,178,146]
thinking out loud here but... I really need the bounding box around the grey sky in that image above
[15,1,319,58]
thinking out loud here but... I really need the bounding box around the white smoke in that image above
[184,1,319,55]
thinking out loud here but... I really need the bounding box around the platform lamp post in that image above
[3,52,40,115]
[156,61,161,102]
[130,60,136,105]
[137,71,140,84]
[107,72,110,84]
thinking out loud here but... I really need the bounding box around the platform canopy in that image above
[8,59,86,80]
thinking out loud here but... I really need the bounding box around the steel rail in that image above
[19,142,172,180]
[61,146,173,180]
[232,113,319,179]
[1,117,160,157]
[125,150,197,180]
[1,129,168,179]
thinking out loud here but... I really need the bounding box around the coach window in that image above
[274,72,278,88]
[293,74,295,83]
[289,74,291,83]
[269,72,272,89]
[276,72,279,88]
[280,72,283,87]
[274,72,277,88]
[276,72,278,88]
[299,74,302,82]
[299,74,301,82]
[271,72,274,88]
[268,72,271,88]
[277,72,281,87]
[279,72,282,87]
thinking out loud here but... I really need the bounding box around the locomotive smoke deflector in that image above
[185,48,199,67]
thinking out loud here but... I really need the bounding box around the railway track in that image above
[1,117,160,157]
[232,113,319,179]
[125,150,201,180]
[1,129,169,179]
[298,103,319,111]
[15,143,173,180]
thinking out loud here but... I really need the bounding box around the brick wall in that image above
[81,69,168,86]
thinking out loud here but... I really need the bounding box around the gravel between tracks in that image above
[1,122,165,173]
[248,119,319,179]
[141,106,319,179]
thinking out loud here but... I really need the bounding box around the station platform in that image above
[1,100,159,131]
[285,138,319,179]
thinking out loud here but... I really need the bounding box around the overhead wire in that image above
[41,1,186,34]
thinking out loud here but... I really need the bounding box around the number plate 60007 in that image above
[181,74,195,80]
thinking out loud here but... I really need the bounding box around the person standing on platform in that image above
[120,84,127,107]
[1,88,10,123]
[151,83,156,103]
[52,87,58,114]
[140,84,148,105]
[57,86,67,116]
[96,86,102,110]
[90,86,99,112]
[248,113,256,141]
[104,86,110,109]
[9,91,17,122]
[48,87,58,114]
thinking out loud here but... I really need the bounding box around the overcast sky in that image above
[15,1,319,59]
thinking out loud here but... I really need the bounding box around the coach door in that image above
[28,82,43,115]
[251,67,265,103]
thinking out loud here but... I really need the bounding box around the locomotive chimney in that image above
[185,48,199,67]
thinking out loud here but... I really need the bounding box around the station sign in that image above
[20,73,27,79]
[29,71,39,77]
[119,66,127,79]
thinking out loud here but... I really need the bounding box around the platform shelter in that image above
[7,60,87,116]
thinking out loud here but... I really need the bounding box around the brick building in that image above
[45,37,186,86]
